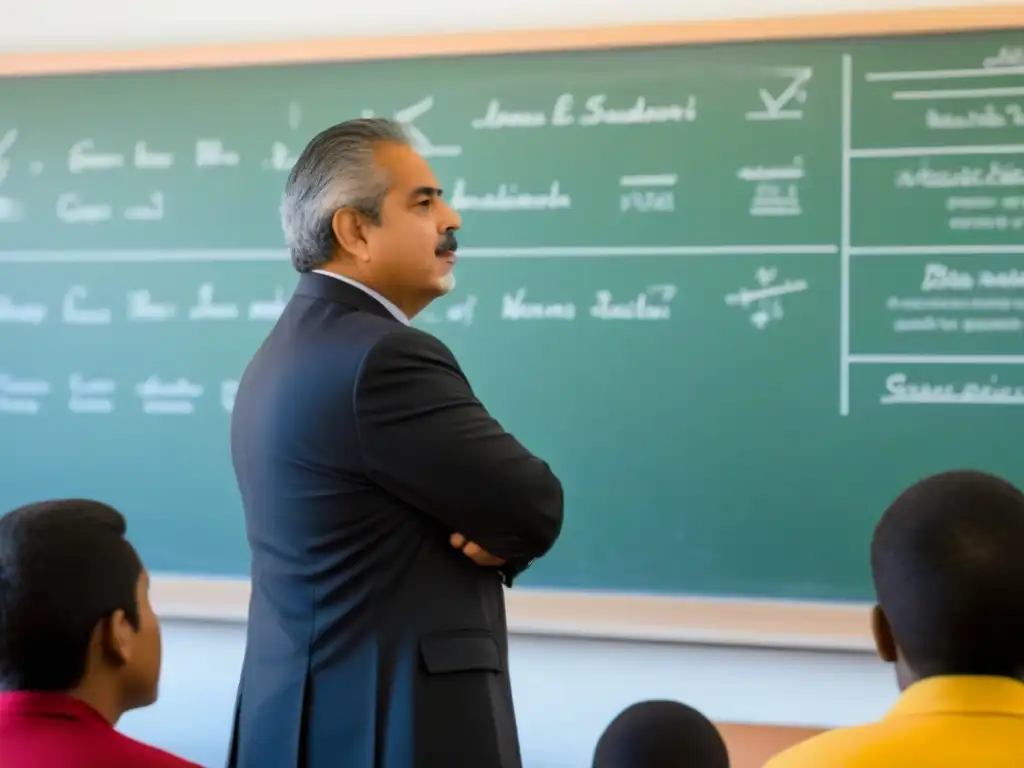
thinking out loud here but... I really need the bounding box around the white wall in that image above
[2,0,1020,52]
[5,0,1016,765]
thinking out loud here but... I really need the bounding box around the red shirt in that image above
[0,691,203,768]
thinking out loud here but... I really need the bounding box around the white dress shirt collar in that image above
[312,270,410,325]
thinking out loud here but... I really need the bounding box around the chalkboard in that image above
[1,25,1022,603]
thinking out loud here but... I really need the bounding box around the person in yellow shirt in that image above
[765,469,1024,768]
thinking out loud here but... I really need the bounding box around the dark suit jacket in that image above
[226,272,564,768]
[0,692,202,768]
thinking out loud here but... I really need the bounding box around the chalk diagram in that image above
[361,96,463,158]
[725,267,808,329]
[745,67,812,121]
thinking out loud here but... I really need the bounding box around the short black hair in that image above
[0,498,143,691]
[593,699,730,768]
[872,469,1024,678]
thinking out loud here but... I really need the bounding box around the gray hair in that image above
[281,117,410,272]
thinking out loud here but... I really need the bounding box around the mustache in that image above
[435,230,458,255]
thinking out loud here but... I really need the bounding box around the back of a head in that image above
[0,499,143,691]
[593,699,730,768]
[871,469,1024,678]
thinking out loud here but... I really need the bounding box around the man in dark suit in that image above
[227,117,564,768]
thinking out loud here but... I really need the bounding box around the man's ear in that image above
[870,604,898,663]
[331,208,371,262]
[99,609,135,667]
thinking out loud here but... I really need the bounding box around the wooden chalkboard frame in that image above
[2,5,1019,650]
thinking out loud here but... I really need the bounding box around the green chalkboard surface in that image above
[1,28,1022,601]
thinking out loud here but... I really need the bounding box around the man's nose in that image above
[440,199,461,231]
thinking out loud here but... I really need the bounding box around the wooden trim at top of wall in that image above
[0,5,1020,76]
[150,575,877,652]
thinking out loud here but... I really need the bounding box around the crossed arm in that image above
[354,329,564,582]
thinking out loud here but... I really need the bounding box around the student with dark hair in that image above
[593,699,730,768]
[765,469,1024,768]
[0,498,201,768]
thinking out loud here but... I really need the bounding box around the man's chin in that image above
[434,271,456,295]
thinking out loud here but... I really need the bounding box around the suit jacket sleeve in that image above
[354,329,564,574]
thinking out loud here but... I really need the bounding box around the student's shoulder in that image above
[763,724,883,768]
[112,731,203,768]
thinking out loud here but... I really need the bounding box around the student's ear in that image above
[871,604,898,663]
[99,609,135,667]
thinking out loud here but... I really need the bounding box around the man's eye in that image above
[418,199,432,207]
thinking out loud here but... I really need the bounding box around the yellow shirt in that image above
[764,676,1024,768]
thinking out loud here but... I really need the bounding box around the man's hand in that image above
[450,533,506,566]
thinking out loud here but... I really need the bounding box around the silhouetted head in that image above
[281,116,462,318]
[0,499,162,723]
[870,469,1024,689]
[593,699,730,768]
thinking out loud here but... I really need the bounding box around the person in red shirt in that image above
[0,498,202,768]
